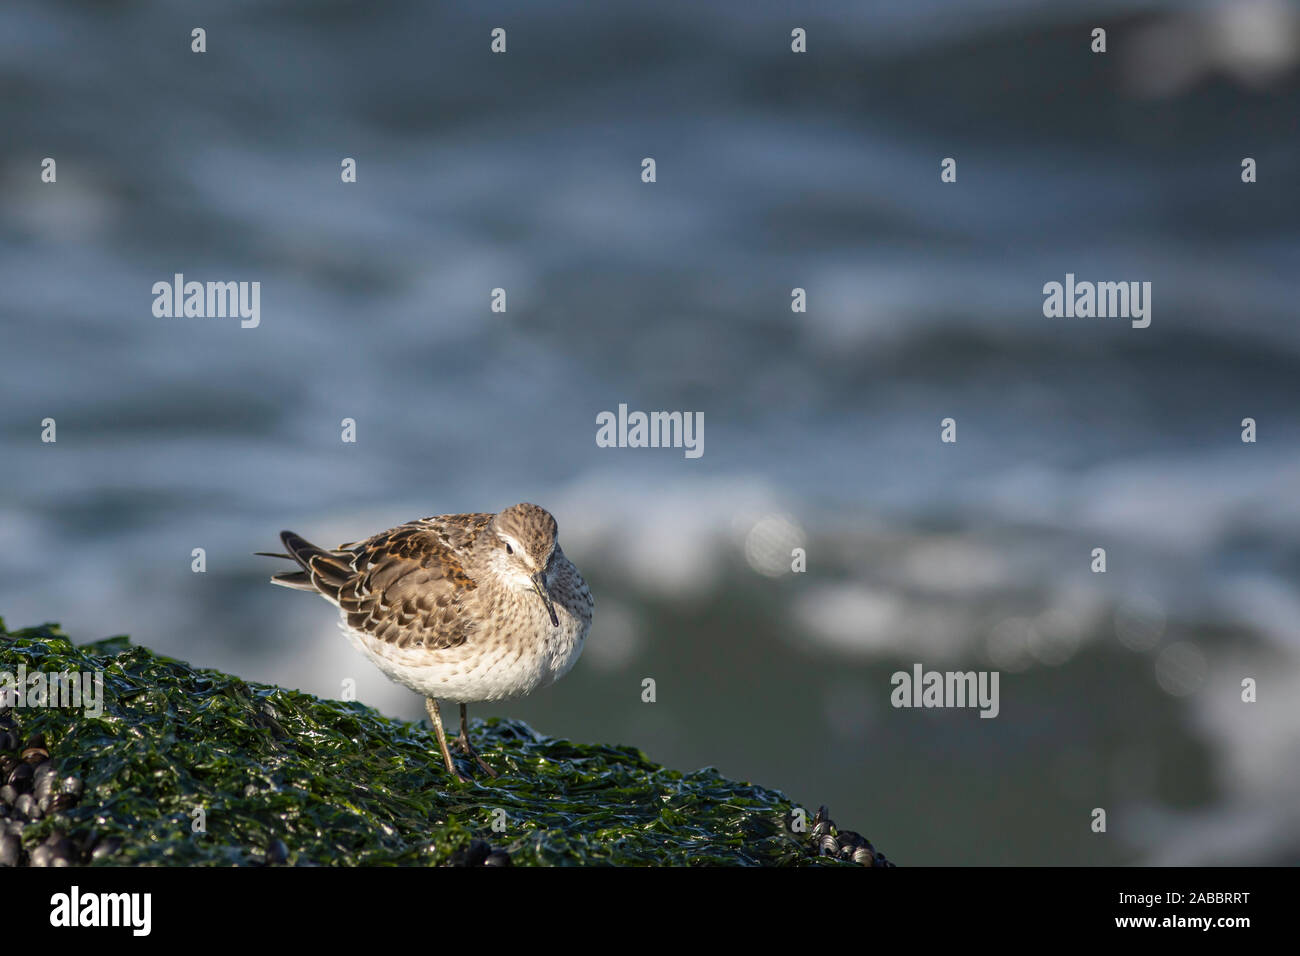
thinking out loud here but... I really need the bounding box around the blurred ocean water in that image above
[1,0,1298,863]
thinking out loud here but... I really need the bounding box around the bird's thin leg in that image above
[426,698,468,783]
[455,703,498,778]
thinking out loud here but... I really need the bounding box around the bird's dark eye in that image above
[505,543,513,555]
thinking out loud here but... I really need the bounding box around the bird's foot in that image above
[453,732,499,778]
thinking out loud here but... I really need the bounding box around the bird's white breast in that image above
[336,596,588,704]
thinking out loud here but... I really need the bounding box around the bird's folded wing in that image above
[336,526,479,650]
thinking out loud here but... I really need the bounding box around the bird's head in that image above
[488,503,560,626]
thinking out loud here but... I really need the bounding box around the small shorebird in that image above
[260,503,593,782]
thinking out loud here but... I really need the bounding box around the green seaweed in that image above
[0,617,877,866]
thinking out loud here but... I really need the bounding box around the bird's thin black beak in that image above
[532,572,559,627]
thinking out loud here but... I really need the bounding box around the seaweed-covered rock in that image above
[0,617,890,866]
